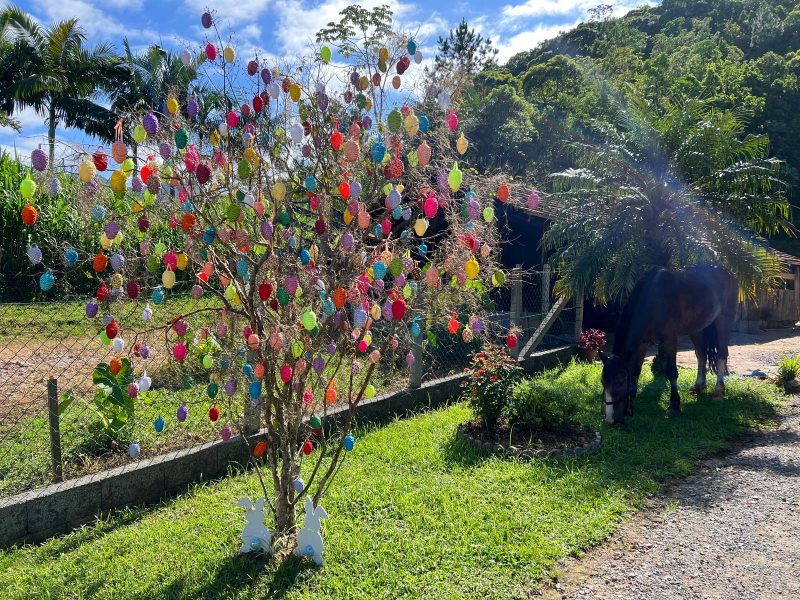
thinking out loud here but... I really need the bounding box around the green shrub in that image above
[777,354,799,383]
[461,345,524,427]
[505,376,581,432]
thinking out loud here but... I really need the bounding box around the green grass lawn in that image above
[0,361,783,599]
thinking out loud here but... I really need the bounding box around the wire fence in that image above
[0,269,577,498]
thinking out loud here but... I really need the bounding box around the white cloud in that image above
[493,21,578,63]
[34,0,161,47]
[502,0,653,20]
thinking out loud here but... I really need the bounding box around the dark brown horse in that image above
[600,264,738,425]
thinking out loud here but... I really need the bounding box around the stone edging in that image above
[456,423,601,459]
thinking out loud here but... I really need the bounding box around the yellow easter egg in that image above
[166,97,179,114]
[162,269,176,289]
[289,83,301,102]
[456,133,469,155]
[272,181,287,202]
[176,252,188,270]
[465,256,479,280]
[223,45,235,63]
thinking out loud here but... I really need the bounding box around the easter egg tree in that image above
[23,5,519,557]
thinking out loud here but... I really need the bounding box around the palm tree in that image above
[0,6,122,164]
[111,40,196,115]
[543,96,793,303]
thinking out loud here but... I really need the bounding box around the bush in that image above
[505,377,581,432]
[461,346,524,427]
[777,354,799,383]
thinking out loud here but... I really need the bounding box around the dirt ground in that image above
[539,398,800,600]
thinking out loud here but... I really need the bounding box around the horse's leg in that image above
[689,332,706,393]
[627,342,649,416]
[664,335,681,416]
[713,319,731,400]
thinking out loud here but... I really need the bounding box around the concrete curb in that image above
[0,345,575,548]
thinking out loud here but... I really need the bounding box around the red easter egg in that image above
[391,299,406,320]
[302,438,313,455]
[258,282,272,300]
[506,332,518,348]
[106,320,119,339]
[252,95,264,113]
[209,404,220,422]
[96,282,109,301]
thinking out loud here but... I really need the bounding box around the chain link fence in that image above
[0,269,577,498]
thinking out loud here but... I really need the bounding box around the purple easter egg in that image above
[224,377,237,396]
[260,220,274,240]
[260,68,271,84]
[132,174,143,192]
[472,318,484,334]
[177,402,188,422]
[86,301,98,318]
[312,355,326,374]
[327,340,337,354]
[105,221,120,239]
[159,142,172,160]
[140,343,150,359]
[341,232,354,252]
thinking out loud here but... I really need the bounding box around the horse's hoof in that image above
[712,386,725,401]
[666,407,681,417]
[689,384,704,394]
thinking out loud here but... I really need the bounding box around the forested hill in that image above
[465,0,800,240]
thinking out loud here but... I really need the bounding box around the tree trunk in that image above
[274,476,297,541]
[47,104,56,167]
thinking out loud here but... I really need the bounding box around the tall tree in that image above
[429,19,498,80]
[543,96,793,303]
[0,6,122,164]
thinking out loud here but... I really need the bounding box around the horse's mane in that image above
[613,267,664,356]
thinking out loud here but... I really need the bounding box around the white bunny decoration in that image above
[294,496,328,565]
[237,497,272,554]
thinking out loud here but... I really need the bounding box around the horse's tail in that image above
[704,323,718,375]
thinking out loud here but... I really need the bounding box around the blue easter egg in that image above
[242,363,254,377]
[128,442,140,459]
[237,257,249,278]
[219,355,231,371]
[151,287,165,305]
[299,248,311,265]
[371,139,385,163]
[353,308,367,328]
[419,115,429,133]
[419,242,428,255]
[64,248,79,266]
[154,416,165,433]
[373,261,386,280]
[293,477,305,493]
[392,206,402,219]
[410,322,421,338]
[90,204,106,222]
[39,270,55,292]
[344,434,355,451]
[305,175,317,192]
[249,380,262,400]
[322,298,334,316]
[203,226,216,244]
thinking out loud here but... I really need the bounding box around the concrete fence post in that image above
[243,349,260,435]
[510,266,523,358]
[47,378,63,483]
[541,264,551,316]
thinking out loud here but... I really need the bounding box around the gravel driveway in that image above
[542,395,800,600]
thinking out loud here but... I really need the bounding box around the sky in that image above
[0,0,655,161]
